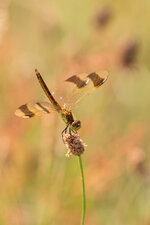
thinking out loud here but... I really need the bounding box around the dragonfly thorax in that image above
[60,109,81,131]
[60,108,74,125]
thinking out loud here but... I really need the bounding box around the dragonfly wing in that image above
[57,70,109,109]
[15,101,56,118]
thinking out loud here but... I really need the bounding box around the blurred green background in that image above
[0,0,150,224]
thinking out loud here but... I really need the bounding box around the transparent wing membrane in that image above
[15,101,56,118]
[53,70,109,109]
[15,70,108,119]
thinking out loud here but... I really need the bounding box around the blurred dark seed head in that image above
[63,133,86,157]
[94,6,113,29]
[119,38,140,68]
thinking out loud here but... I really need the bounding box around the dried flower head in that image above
[63,133,86,157]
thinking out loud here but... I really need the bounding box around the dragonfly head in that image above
[71,120,81,131]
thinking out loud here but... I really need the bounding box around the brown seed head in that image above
[63,133,86,157]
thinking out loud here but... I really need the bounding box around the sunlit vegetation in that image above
[0,0,150,224]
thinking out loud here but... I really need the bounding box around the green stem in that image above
[78,156,86,225]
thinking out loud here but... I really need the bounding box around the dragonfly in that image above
[15,69,108,138]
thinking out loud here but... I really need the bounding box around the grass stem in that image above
[78,156,86,225]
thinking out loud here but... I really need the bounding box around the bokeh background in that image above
[0,0,150,225]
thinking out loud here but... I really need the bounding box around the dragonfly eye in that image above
[71,120,81,131]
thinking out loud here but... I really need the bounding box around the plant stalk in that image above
[78,156,86,225]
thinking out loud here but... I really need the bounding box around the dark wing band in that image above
[18,104,35,118]
[87,72,108,87]
[65,75,87,88]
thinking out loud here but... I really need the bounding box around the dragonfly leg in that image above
[69,128,77,135]
[62,126,68,142]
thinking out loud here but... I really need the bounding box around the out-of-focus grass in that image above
[0,0,150,225]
